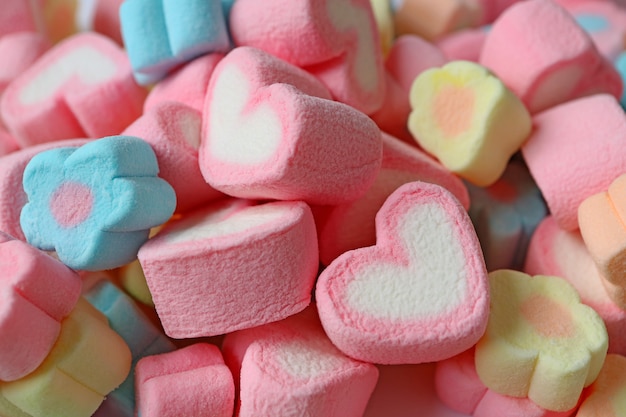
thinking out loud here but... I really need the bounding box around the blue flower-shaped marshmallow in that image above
[20,136,176,271]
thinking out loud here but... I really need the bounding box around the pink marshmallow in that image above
[221,307,379,417]
[0,128,19,157]
[524,216,626,356]
[479,0,621,114]
[144,53,224,113]
[315,181,489,364]
[563,1,626,60]
[0,235,81,381]
[0,32,50,95]
[384,35,448,94]
[521,94,626,231]
[314,132,469,266]
[435,349,578,417]
[368,71,413,142]
[0,0,40,38]
[135,343,234,417]
[0,32,146,147]
[199,46,382,205]
[229,0,386,114]
[123,102,225,214]
[137,198,319,338]
[436,28,488,62]
[92,0,125,45]
[0,138,88,241]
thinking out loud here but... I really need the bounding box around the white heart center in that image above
[207,63,282,165]
[19,46,118,105]
[346,202,467,320]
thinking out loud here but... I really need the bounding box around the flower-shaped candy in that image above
[20,135,176,271]
[475,269,608,412]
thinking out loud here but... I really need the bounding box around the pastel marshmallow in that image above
[525,216,626,355]
[117,259,154,306]
[384,34,448,94]
[578,173,626,290]
[221,307,379,417]
[521,94,626,231]
[135,343,234,417]
[143,53,223,113]
[229,0,386,114]
[567,1,626,61]
[475,270,608,412]
[0,128,19,157]
[0,139,88,242]
[0,0,40,38]
[200,46,383,205]
[408,60,532,186]
[435,349,577,417]
[92,0,125,45]
[0,32,50,95]
[123,102,225,214]
[392,0,483,41]
[314,132,470,266]
[576,353,626,417]
[119,0,230,85]
[83,279,176,415]
[0,235,82,381]
[0,32,147,148]
[479,0,622,114]
[137,198,319,338]
[316,181,489,364]
[436,27,488,62]
[20,135,176,271]
[0,298,131,417]
[466,159,548,271]
[370,0,395,55]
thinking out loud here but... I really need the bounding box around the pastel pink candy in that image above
[137,198,319,338]
[435,349,577,417]
[368,71,413,142]
[200,46,382,205]
[314,132,470,266]
[475,0,525,23]
[0,235,82,381]
[0,0,39,38]
[92,0,125,45]
[0,139,88,241]
[135,343,234,417]
[524,216,626,356]
[0,128,19,157]
[221,307,379,417]
[479,0,621,114]
[436,28,488,62]
[229,0,386,114]
[384,35,447,95]
[0,32,146,147]
[144,53,223,113]
[521,94,626,231]
[316,181,489,364]
[123,102,224,214]
[0,32,50,95]
[563,1,626,60]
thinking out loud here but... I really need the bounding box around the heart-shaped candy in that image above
[315,181,489,364]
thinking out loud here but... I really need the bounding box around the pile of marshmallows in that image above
[2,0,626,416]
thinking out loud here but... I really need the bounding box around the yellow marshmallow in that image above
[408,60,531,186]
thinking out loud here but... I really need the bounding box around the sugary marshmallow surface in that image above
[316,181,489,364]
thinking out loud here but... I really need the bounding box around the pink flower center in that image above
[49,182,94,228]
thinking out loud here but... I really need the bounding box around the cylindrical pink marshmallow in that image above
[144,53,223,113]
[0,31,50,95]
[137,198,319,338]
[123,102,224,214]
[521,94,626,231]
[1,32,146,147]
[200,46,383,205]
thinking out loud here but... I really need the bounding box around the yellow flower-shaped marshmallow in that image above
[408,61,531,186]
[475,269,608,412]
